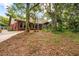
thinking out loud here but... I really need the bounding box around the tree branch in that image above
[30,3,39,11]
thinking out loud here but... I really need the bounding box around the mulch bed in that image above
[0,31,79,56]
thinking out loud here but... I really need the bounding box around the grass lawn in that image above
[0,31,79,56]
[54,31,79,43]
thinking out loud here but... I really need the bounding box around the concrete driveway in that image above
[0,30,23,43]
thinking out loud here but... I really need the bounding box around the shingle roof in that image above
[13,17,51,24]
[29,18,49,24]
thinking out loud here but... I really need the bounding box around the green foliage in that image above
[0,16,9,26]
[11,3,26,19]
[7,26,13,31]
[45,3,79,32]
[6,3,79,32]
[60,31,79,43]
[6,6,17,18]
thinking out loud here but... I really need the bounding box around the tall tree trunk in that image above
[26,3,30,32]
[34,17,36,32]
[8,16,12,26]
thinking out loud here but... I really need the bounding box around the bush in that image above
[0,29,2,33]
[7,26,13,31]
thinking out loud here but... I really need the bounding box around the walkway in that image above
[0,30,23,42]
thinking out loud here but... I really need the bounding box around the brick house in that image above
[10,19,25,31]
[10,18,51,31]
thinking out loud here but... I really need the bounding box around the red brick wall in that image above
[10,22,18,31]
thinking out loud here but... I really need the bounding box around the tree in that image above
[25,3,30,32]
[0,16,9,27]
[11,3,26,19]
[6,6,17,26]
[26,3,39,32]
[30,3,41,31]
[8,3,39,32]
[43,3,79,32]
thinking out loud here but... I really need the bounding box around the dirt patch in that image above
[0,31,79,56]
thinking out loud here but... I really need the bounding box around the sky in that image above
[0,3,6,16]
[0,3,12,17]
[0,3,44,19]
[36,11,44,19]
[0,0,78,3]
